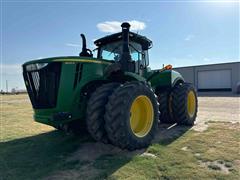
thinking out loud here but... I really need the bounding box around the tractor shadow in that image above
[0,124,190,180]
[155,123,191,145]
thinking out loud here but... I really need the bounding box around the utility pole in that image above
[6,80,8,93]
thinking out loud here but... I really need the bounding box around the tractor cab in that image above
[93,23,152,74]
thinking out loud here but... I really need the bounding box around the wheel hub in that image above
[187,91,196,118]
[130,95,154,137]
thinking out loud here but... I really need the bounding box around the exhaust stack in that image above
[79,34,93,57]
[119,22,134,72]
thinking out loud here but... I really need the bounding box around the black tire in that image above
[104,81,159,150]
[157,91,176,124]
[171,83,198,126]
[86,83,120,143]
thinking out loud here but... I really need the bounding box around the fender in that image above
[124,72,147,82]
[147,70,184,91]
[171,70,185,86]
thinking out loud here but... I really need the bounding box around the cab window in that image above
[129,42,142,61]
[98,41,148,67]
[99,41,122,61]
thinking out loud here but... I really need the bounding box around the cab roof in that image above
[94,31,152,50]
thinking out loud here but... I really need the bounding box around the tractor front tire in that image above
[86,83,120,143]
[171,83,198,126]
[104,82,159,150]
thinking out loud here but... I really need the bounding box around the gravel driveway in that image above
[193,95,240,131]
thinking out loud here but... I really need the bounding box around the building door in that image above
[197,69,232,91]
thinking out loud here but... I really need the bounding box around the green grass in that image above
[0,94,239,180]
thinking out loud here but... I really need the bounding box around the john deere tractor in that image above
[22,22,198,150]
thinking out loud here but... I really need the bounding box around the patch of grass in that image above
[0,131,88,180]
[0,95,88,180]
[93,155,130,170]
[92,155,131,179]
[1,95,240,180]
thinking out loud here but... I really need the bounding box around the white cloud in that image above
[184,34,195,41]
[97,20,146,33]
[66,43,81,47]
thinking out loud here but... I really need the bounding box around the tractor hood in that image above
[22,56,112,66]
[22,56,113,125]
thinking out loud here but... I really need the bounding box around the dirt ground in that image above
[193,95,240,132]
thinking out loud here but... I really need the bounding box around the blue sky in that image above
[1,0,239,90]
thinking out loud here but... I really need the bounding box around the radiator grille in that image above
[23,62,62,109]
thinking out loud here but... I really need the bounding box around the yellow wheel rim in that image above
[130,95,154,137]
[187,91,196,118]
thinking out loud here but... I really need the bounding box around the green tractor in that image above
[22,22,198,150]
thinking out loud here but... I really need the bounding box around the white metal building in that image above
[173,62,240,94]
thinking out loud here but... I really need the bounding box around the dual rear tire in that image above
[86,81,159,150]
[158,83,198,125]
[86,81,197,150]
[86,83,120,143]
